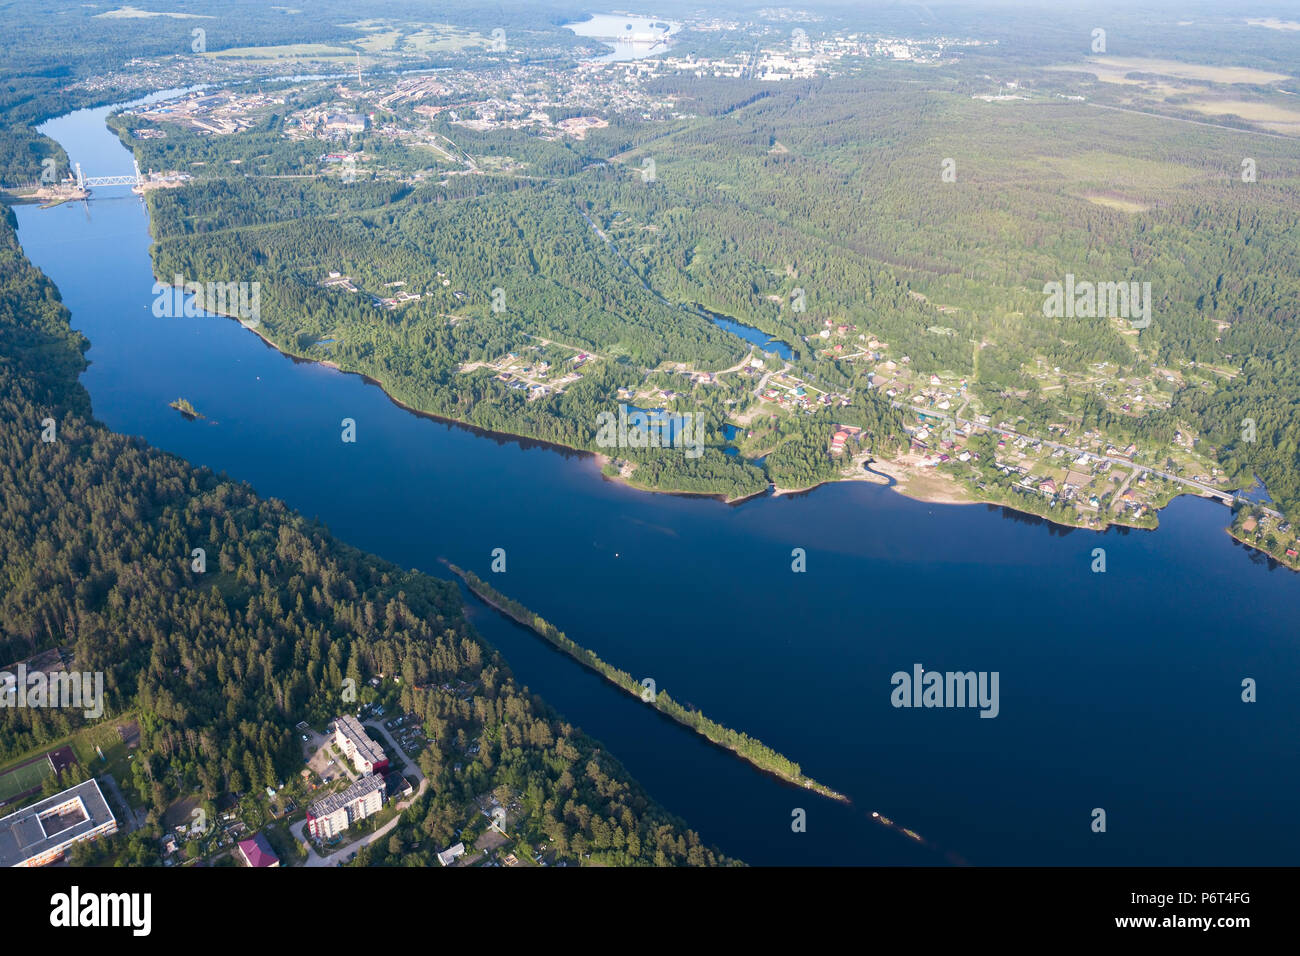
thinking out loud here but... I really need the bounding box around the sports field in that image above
[0,757,51,804]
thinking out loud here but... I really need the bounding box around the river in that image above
[14,97,1300,866]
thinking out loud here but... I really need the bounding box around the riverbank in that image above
[163,259,1220,533]
[592,452,765,504]
[1226,524,1300,573]
[242,320,1225,533]
[447,563,851,805]
[233,312,778,503]
[870,454,1195,533]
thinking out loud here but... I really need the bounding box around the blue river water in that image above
[15,98,1300,866]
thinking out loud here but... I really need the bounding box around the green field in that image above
[0,718,138,808]
[0,758,52,802]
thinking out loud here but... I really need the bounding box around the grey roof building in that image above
[0,778,117,867]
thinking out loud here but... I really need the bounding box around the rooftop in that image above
[334,714,386,768]
[237,831,279,867]
[0,778,115,867]
[307,773,385,819]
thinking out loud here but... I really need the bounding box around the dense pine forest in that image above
[0,204,732,864]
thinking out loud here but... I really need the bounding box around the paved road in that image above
[296,723,428,867]
[752,361,792,400]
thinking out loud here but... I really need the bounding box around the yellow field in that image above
[203,43,356,60]
[1079,193,1150,213]
[1182,98,1300,134]
[1054,57,1291,86]
[96,5,212,17]
[1246,18,1300,32]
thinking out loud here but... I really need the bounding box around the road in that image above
[296,722,428,867]
[1084,102,1298,142]
[98,773,144,834]
[1110,467,1137,514]
[752,361,793,400]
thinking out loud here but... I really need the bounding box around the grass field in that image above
[0,716,140,808]
[355,30,402,53]
[203,43,355,60]
[1182,99,1300,135]
[0,758,51,803]
[69,720,133,773]
[404,28,490,53]
[340,19,487,54]
[1036,151,1203,192]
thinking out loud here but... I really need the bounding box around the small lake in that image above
[703,308,795,361]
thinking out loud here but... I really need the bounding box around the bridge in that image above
[75,160,143,189]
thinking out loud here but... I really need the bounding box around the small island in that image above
[446,562,850,804]
[168,397,204,419]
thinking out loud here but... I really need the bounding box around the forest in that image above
[0,201,731,865]
[123,61,1300,516]
[1,0,1298,870]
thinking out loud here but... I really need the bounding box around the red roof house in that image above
[237,832,280,868]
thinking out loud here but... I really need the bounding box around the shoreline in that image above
[1226,525,1300,573]
[201,310,1235,534]
[869,455,1205,533]
[591,451,765,505]
[146,247,1234,538]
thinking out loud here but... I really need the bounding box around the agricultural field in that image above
[1056,56,1293,86]
[202,42,357,60]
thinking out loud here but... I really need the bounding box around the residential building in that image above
[437,842,466,866]
[334,714,388,776]
[306,774,386,840]
[237,831,280,868]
